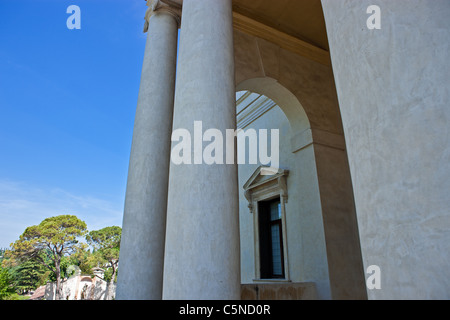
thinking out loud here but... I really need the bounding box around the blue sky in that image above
[0,0,150,247]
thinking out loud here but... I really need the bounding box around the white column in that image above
[162,0,240,299]
[116,1,180,300]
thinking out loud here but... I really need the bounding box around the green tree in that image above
[0,267,15,299]
[10,258,48,294]
[86,226,121,300]
[9,215,87,300]
[72,248,96,276]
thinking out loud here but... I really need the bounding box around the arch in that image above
[237,77,310,135]
[237,77,314,154]
[234,37,367,300]
[80,277,93,283]
[235,77,332,298]
[233,29,344,137]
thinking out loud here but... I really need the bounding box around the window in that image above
[243,166,290,281]
[258,198,285,279]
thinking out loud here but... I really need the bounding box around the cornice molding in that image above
[232,11,331,66]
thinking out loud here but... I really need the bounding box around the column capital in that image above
[144,0,182,32]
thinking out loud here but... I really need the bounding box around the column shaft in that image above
[116,11,178,300]
[163,0,241,300]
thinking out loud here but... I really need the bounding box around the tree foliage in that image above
[3,216,122,300]
[86,226,121,300]
[0,267,15,299]
[86,226,121,263]
[10,258,48,294]
[8,215,87,300]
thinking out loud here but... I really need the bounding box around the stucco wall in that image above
[322,0,450,299]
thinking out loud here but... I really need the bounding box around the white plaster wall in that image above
[238,105,331,299]
[322,0,450,299]
[44,276,114,300]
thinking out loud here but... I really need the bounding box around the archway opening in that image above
[235,76,367,300]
